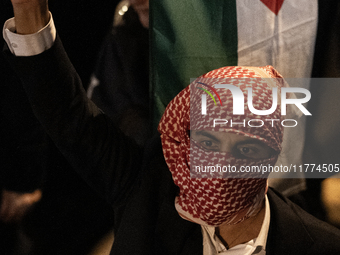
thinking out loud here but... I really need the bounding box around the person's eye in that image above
[237,146,258,157]
[199,140,219,152]
[234,144,270,159]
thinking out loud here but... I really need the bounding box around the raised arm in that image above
[4,0,142,208]
[10,0,49,35]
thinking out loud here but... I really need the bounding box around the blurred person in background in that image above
[87,0,150,146]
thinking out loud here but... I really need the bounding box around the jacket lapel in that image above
[266,188,314,255]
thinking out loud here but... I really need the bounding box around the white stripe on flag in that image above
[236,0,318,185]
[236,0,318,78]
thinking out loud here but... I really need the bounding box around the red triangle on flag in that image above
[260,0,284,15]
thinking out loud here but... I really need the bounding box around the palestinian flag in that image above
[150,0,318,126]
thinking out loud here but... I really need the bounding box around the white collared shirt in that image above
[201,195,270,255]
[3,12,56,56]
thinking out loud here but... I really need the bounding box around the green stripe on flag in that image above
[150,0,238,128]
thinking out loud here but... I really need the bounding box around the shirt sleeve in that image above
[2,12,56,57]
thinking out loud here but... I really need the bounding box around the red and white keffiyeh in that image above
[158,66,285,226]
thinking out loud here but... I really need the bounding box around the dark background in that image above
[0,1,120,254]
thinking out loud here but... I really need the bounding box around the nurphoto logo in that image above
[199,83,311,116]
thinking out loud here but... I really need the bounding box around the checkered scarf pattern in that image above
[158,66,284,226]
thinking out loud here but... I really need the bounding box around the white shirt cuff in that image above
[2,12,56,56]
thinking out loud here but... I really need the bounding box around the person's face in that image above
[129,0,149,28]
[191,130,276,159]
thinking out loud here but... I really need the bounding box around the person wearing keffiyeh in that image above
[3,1,340,254]
[158,66,284,252]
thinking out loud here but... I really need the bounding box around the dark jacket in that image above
[90,8,150,146]
[4,36,340,255]
[0,52,46,193]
